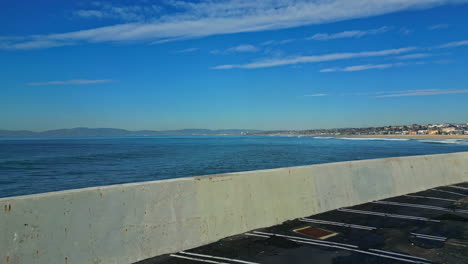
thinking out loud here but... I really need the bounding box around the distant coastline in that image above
[248,123,468,139]
[311,134,468,140]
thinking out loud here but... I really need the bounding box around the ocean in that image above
[1,136,468,198]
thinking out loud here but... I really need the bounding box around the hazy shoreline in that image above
[310,134,468,139]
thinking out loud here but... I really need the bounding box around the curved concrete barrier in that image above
[1,152,468,264]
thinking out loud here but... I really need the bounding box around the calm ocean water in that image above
[1,136,468,198]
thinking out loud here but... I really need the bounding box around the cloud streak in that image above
[305,94,328,97]
[74,2,162,22]
[376,89,468,97]
[2,0,468,50]
[437,40,468,48]
[320,63,408,72]
[213,47,416,69]
[308,26,390,41]
[211,44,259,54]
[26,79,114,86]
[176,48,199,53]
[396,53,432,60]
[428,24,449,30]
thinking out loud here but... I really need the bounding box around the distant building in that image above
[442,127,456,134]
[428,130,439,135]
[418,130,428,135]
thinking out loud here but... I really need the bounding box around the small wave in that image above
[338,137,410,141]
[313,137,334,139]
[418,139,465,145]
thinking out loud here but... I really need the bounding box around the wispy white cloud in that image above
[26,79,114,86]
[399,28,414,35]
[321,63,408,72]
[215,38,468,70]
[428,24,449,30]
[396,53,432,60]
[434,59,454,64]
[212,64,236,70]
[437,40,468,48]
[308,26,390,41]
[376,89,468,97]
[211,44,259,54]
[227,44,259,53]
[213,47,416,69]
[176,47,199,53]
[6,40,73,50]
[3,0,468,50]
[74,2,162,22]
[319,68,338,73]
[75,10,106,19]
[261,39,297,46]
[305,93,328,97]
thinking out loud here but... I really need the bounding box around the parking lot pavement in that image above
[138,182,468,264]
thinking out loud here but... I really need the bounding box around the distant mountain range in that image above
[0,128,262,138]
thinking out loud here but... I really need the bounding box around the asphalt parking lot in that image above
[138,182,468,264]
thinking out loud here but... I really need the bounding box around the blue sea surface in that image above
[1,136,468,198]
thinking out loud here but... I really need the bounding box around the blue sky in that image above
[1,0,468,131]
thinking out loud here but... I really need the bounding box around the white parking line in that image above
[251,231,431,264]
[337,208,440,222]
[373,200,468,214]
[404,194,457,202]
[253,231,358,248]
[368,249,430,261]
[299,218,376,230]
[179,252,259,264]
[171,254,228,264]
[373,201,451,211]
[245,233,270,238]
[430,189,468,197]
[413,236,445,242]
[410,233,447,240]
[447,185,468,191]
[410,233,447,241]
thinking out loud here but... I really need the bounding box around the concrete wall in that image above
[1,152,468,264]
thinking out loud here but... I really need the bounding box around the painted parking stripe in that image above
[373,200,468,214]
[337,208,440,222]
[252,231,358,248]
[300,218,375,230]
[413,236,445,242]
[299,218,376,230]
[337,208,439,221]
[404,194,457,202]
[410,233,447,240]
[411,234,447,241]
[447,185,468,191]
[179,251,259,264]
[430,189,468,197]
[373,201,452,211]
[251,231,432,264]
[170,254,228,264]
[368,249,430,261]
[245,233,270,238]
[373,200,451,210]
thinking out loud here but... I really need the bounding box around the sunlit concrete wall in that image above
[1,152,468,264]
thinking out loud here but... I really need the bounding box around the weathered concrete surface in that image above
[1,152,468,264]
